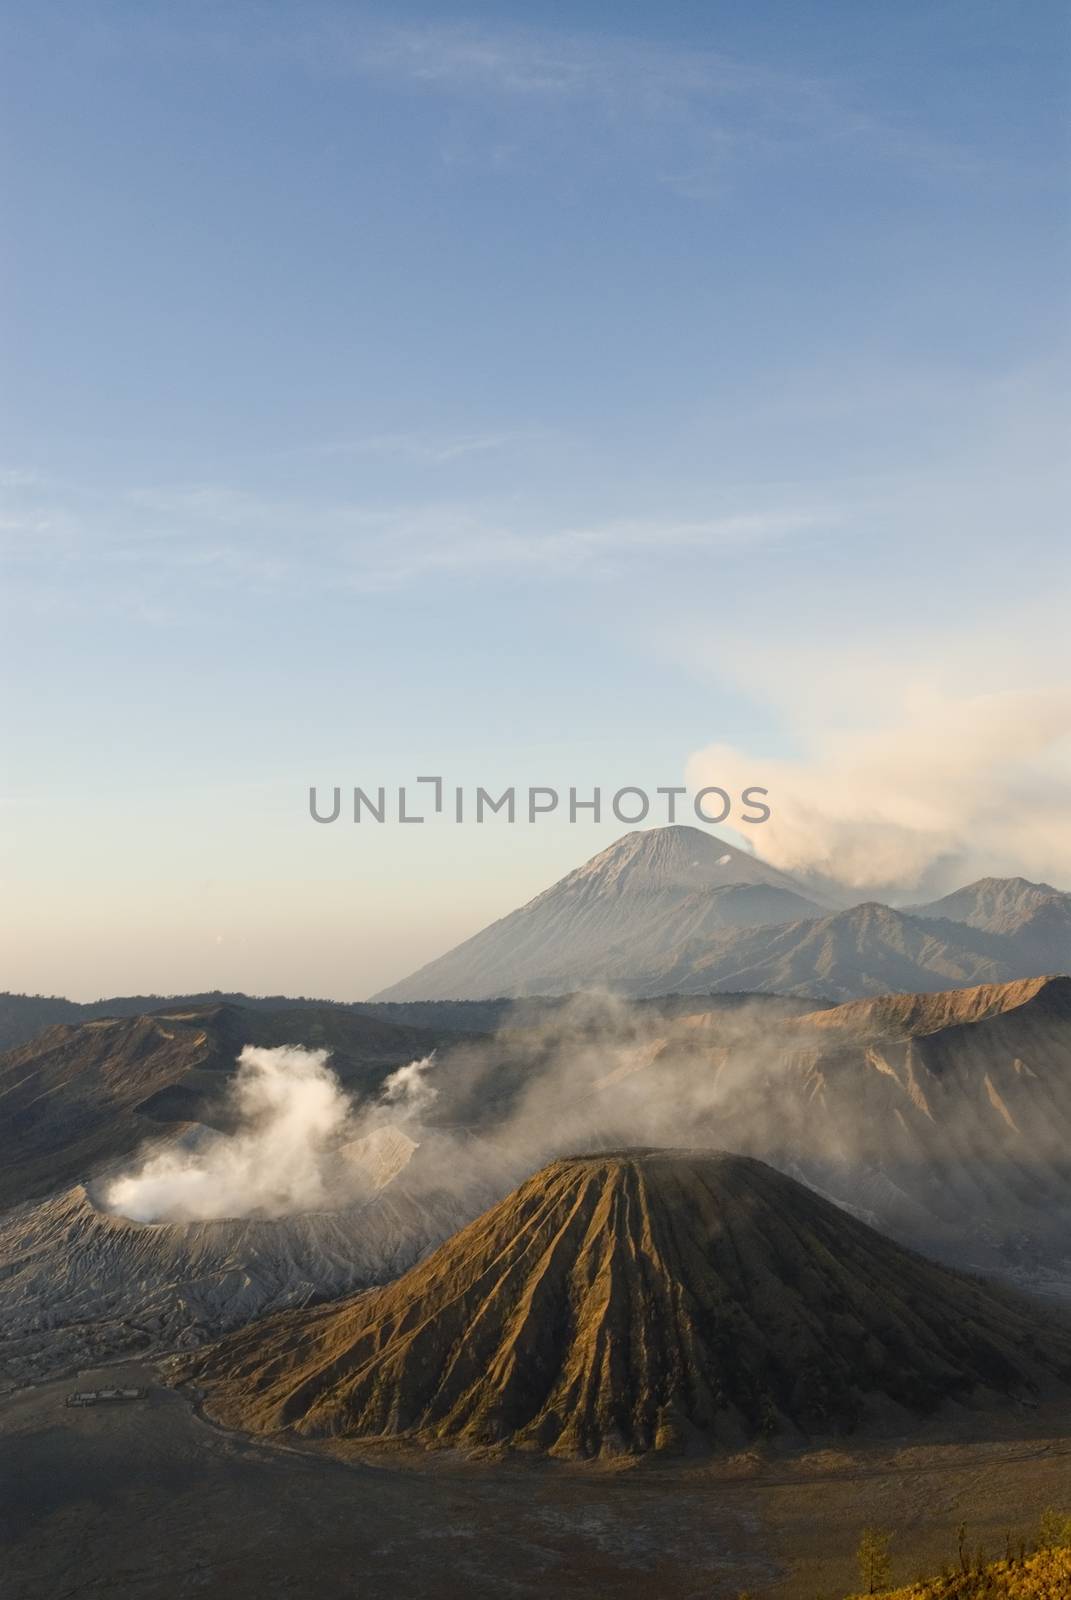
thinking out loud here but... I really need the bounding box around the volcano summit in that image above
[185,1150,1071,1457]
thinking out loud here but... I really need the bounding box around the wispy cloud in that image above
[354,20,1015,179]
[308,18,981,187]
[342,507,828,589]
[351,23,783,105]
[302,428,544,465]
[0,466,830,612]
[0,467,44,490]
[132,493,828,589]
[101,13,993,194]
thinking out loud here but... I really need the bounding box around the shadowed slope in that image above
[186,1151,1071,1457]
[622,903,1020,1000]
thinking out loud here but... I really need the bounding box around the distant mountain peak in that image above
[374,826,826,1001]
[530,824,808,904]
[374,833,1071,1004]
[829,900,906,923]
[910,875,1070,937]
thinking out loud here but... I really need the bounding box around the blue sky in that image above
[2,2,1069,998]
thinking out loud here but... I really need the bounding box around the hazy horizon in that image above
[4,814,1069,1005]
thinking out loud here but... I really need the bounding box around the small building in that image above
[65,1387,142,1407]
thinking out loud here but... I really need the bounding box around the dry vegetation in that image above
[841,1547,1071,1599]
[839,1511,1071,1599]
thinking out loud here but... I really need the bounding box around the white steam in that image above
[380,1052,438,1117]
[105,1044,437,1223]
[99,992,1071,1273]
[688,686,1071,895]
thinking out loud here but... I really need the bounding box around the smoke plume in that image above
[687,687,1071,895]
[105,1044,437,1223]
[380,1053,438,1117]
[101,987,1071,1276]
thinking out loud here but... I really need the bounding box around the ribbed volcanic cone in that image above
[185,1150,1071,1457]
